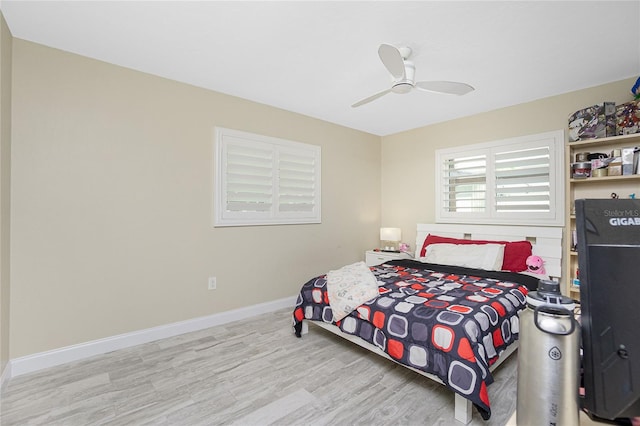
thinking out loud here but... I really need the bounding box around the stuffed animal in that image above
[526,255,546,275]
[398,242,411,253]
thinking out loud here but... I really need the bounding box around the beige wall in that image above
[10,40,381,358]
[381,77,639,250]
[0,12,12,378]
[6,34,639,362]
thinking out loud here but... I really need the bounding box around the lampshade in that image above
[380,227,401,242]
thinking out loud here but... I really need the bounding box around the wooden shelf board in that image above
[570,174,640,184]
[568,133,640,148]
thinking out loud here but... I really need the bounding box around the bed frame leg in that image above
[301,320,309,335]
[454,393,472,424]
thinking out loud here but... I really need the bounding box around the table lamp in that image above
[380,227,401,252]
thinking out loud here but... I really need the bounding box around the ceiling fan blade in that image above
[351,88,393,108]
[415,81,475,95]
[378,44,406,80]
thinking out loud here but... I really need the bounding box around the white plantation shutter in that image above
[225,142,274,214]
[442,153,487,213]
[214,128,321,226]
[278,150,317,214]
[436,130,564,226]
[494,145,551,213]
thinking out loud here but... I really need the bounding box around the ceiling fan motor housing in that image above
[391,82,413,94]
[391,61,415,94]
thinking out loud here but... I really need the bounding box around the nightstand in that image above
[365,250,412,266]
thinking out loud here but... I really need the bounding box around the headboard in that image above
[415,223,563,281]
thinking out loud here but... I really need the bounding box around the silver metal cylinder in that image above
[517,303,580,426]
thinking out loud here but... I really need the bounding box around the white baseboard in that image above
[7,295,297,379]
[1,360,11,391]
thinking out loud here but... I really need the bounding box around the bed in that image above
[292,223,563,424]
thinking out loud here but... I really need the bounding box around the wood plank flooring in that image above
[0,308,518,425]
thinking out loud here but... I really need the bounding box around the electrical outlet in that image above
[208,276,217,290]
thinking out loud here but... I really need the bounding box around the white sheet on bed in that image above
[326,261,379,322]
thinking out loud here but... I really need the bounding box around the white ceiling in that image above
[1,1,639,136]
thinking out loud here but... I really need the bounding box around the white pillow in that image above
[420,243,505,271]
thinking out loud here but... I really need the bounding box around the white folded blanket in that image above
[326,261,379,322]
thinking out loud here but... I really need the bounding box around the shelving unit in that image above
[564,133,640,298]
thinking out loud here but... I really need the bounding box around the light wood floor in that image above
[0,308,518,425]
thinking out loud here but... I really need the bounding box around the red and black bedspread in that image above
[293,259,539,420]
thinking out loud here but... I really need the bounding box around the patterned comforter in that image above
[293,259,539,420]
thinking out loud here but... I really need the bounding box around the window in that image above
[214,127,321,227]
[435,130,564,226]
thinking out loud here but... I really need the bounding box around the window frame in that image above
[435,130,565,226]
[213,127,321,227]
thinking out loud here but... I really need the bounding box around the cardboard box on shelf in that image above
[608,158,622,176]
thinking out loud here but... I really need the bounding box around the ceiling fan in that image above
[352,43,475,108]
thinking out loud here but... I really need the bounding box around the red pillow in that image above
[420,234,532,272]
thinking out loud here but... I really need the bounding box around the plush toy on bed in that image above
[525,255,546,275]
